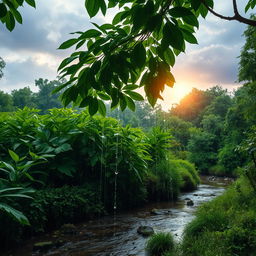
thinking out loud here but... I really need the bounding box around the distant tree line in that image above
[0,78,63,113]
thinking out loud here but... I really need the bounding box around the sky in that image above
[0,0,250,110]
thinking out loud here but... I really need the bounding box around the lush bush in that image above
[25,185,105,232]
[146,159,181,201]
[178,168,197,191]
[181,177,256,256]
[175,159,200,184]
[146,232,175,256]
[169,160,199,191]
[0,185,104,250]
[187,129,218,173]
[0,108,150,209]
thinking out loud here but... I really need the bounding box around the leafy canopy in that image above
[0,57,5,79]
[1,0,256,115]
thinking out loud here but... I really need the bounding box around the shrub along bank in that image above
[181,176,256,256]
[0,108,199,250]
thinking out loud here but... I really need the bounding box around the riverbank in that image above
[180,175,256,256]
[4,176,229,256]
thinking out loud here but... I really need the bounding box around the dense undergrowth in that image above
[0,108,199,250]
[181,176,256,256]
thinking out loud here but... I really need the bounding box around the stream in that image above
[7,176,232,256]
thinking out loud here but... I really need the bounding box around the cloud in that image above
[0,57,57,92]
[175,44,240,83]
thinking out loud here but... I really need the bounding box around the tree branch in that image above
[200,0,256,27]
[232,0,239,16]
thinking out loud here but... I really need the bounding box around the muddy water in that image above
[8,176,231,256]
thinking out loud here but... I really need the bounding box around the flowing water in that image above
[7,176,232,256]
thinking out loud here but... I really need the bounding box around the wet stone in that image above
[186,200,194,206]
[137,226,154,236]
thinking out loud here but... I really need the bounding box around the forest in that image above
[0,0,256,255]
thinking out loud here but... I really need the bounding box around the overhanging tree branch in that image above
[200,0,256,26]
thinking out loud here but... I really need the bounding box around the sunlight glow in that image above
[161,83,191,111]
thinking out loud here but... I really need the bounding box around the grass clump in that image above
[146,232,175,256]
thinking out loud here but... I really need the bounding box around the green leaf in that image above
[183,14,199,28]
[91,60,101,73]
[162,22,184,51]
[85,0,100,18]
[58,39,78,49]
[51,78,76,94]
[164,48,175,67]
[199,4,208,18]
[182,29,198,44]
[11,9,23,24]
[191,0,201,11]
[88,97,99,115]
[166,71,175,87]
[55,143,72,154]
[0,3,7,18]
[119,96,127,111]
[131,5,147,32]
[80,29,102,39]
[25,0,36,8]
[0,161,15,173]
[125,91,144,101]
[58,56,78,72]
[169,7,193,17]
[122,84,138,90]
[0,203,30,225]
[205,0,214,8]
[125,96,136,111]
[8,150,19,162]
[99,0,107,15]
[97,92,111,100]
[98,99,106,116]
[6,12,15,31]
[16,0,24,5]
[130,43,146,69]
[112,11,125,25]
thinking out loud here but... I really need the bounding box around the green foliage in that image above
[25,185,104,231]
[0,186,34,225]
[181,177,256,256]
[171,88,212,125]
[175,159,200,184]
[239,15,256,82]
[163,116,193,148]
[187,129,218,173]
[55,0,211,113]
[0,0,36,31]
[0,108,151,209]
[147,127,173,162]
[35,78,64,112]
[11,87,37,109]
[147,158,181,201]
[146,232,175,256]
[0,90,14,112]
[0,149,49,186]
[0,57,5,79]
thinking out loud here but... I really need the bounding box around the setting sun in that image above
[161,83,191,110]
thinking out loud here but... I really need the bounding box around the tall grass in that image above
[181,176,256,256]
[146,232,175,256]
